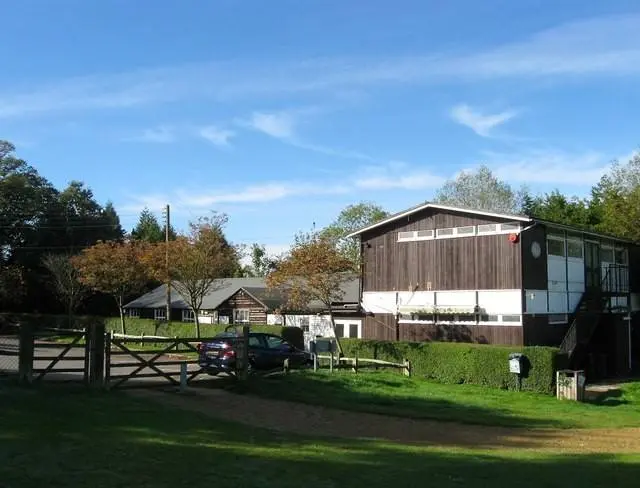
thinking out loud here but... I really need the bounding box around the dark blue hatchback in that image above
[197,331,311,375]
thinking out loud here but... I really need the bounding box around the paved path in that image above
[131,387,640,453]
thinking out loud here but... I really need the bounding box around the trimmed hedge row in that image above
[340,339,567,395]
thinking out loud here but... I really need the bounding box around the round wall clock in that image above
[531,241,542,259]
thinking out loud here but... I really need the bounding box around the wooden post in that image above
[236,325,250,381]
[283,358,290,374]
[83,327,91,386]
[404,359,411,377]
[352,353,358,374]
[18,322,34,384]
[104,332,112,389]
[90,322,106,388]
[329,350,334,374]
[180,362,187,392]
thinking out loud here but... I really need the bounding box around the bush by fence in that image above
[340,339,567,395]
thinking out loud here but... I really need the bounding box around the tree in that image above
[433,165,527,214]
[72,241,149,334]
[240,244,279,277]
[0,263,25,308]
[142,213,240,337]
[266,233,356,355]
[42,253,87,327]
[130,207,175,243]
[320,202,388,266]
[522,190,596,228]
[592,152,640,240]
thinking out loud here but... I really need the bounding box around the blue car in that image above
[197,331,311,375]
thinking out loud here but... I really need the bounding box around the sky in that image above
[2,0,640,258]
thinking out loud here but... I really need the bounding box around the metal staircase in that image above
[559,266,623,365]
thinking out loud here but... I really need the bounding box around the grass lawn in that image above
[0,383,639,488]
[238,370,640,429]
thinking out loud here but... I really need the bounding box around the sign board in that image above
[509,357,521,374]
[312,338,336,354]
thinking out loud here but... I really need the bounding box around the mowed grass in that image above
[239,370,640,429]
[1,383,639,488]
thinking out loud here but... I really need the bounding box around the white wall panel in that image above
[524,290,547,313]
[397,291,435,308]
[435,291,476,307]
[568,292,582,312]
[362,292,399,314]
[549,292,569,313]
[477,290,522,314]
[547,256,567,284]
[567,261,585,284]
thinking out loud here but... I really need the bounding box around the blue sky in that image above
[2,1,640,257]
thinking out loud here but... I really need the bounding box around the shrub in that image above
[340,339,566,395]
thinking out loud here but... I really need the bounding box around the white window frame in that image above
[566,239,584,260]
[396,222,521,243]
[182,309,195,322]
[436,227,456,239]
[299,316,310,332]
[233,308,251,324]
[549,313,568,324]
[154,308,167,321]
[547,236,566,257]
[127,308,140,318]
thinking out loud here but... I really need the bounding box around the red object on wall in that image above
[508,233,519,243]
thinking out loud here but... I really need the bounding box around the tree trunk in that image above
[329,311,344,356]
[194,309,201,338]
[67,296,74,329]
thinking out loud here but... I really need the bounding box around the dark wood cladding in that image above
[362,314,523,345]
[219,289,267,324]
[629,246,640,293]
[361,208,522,292]
[521,224,547,290]
[521,315,567,346]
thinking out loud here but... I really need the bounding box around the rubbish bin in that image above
[556,369,586,401]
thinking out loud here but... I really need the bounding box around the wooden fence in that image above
[315,354,412,376]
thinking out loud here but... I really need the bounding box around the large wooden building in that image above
[347,203,640,376]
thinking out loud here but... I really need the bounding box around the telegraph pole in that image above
[164,204,171,322]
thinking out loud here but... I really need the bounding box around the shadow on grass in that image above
[217,371,640,429]
[0,384,639,488]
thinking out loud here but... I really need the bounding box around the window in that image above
[128,308,140,318]
[233,309,251,324]
[248,336,263,347]
[457,314,476,323]
[549,314,568,324]
[154,308,167,321]
[436,227,454,238]
[182,309,194,322]
[299,316,310,332]
[437,313,456,322]
[500,223,520,232]
[264,335,287,349]
[477,224,497,234]
[601,247,614,263]
[456,226,475,236]
[334,323,345,338]
[397,231,415,242]
[547,238,565,257]
[501,314,521,324]
[615,249,627,265]
[479,314,499,322]
[567,240,583,259]
[348,323,359,338]
[416,229,434,240]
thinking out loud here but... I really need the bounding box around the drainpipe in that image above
[395,291,400,342]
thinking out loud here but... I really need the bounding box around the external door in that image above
[584,241,601,291]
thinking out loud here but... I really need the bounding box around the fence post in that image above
[83,326,91,386]
[18,322,34,384]
[404,359,411,377]
[180,362,187,392]
[283,358,290,375]
[104,332,112,390]
[90,322,106,388]
[352,354,358,374]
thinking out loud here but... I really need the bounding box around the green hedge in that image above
[340,339,567,395]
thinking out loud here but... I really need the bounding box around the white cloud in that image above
[130,126,176,143]
[246,112,295,139]
[198,125,235,146]
[355,161,446,190]
[4,15,640,118]
[450,104,516,137]
[484,149,609,186]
